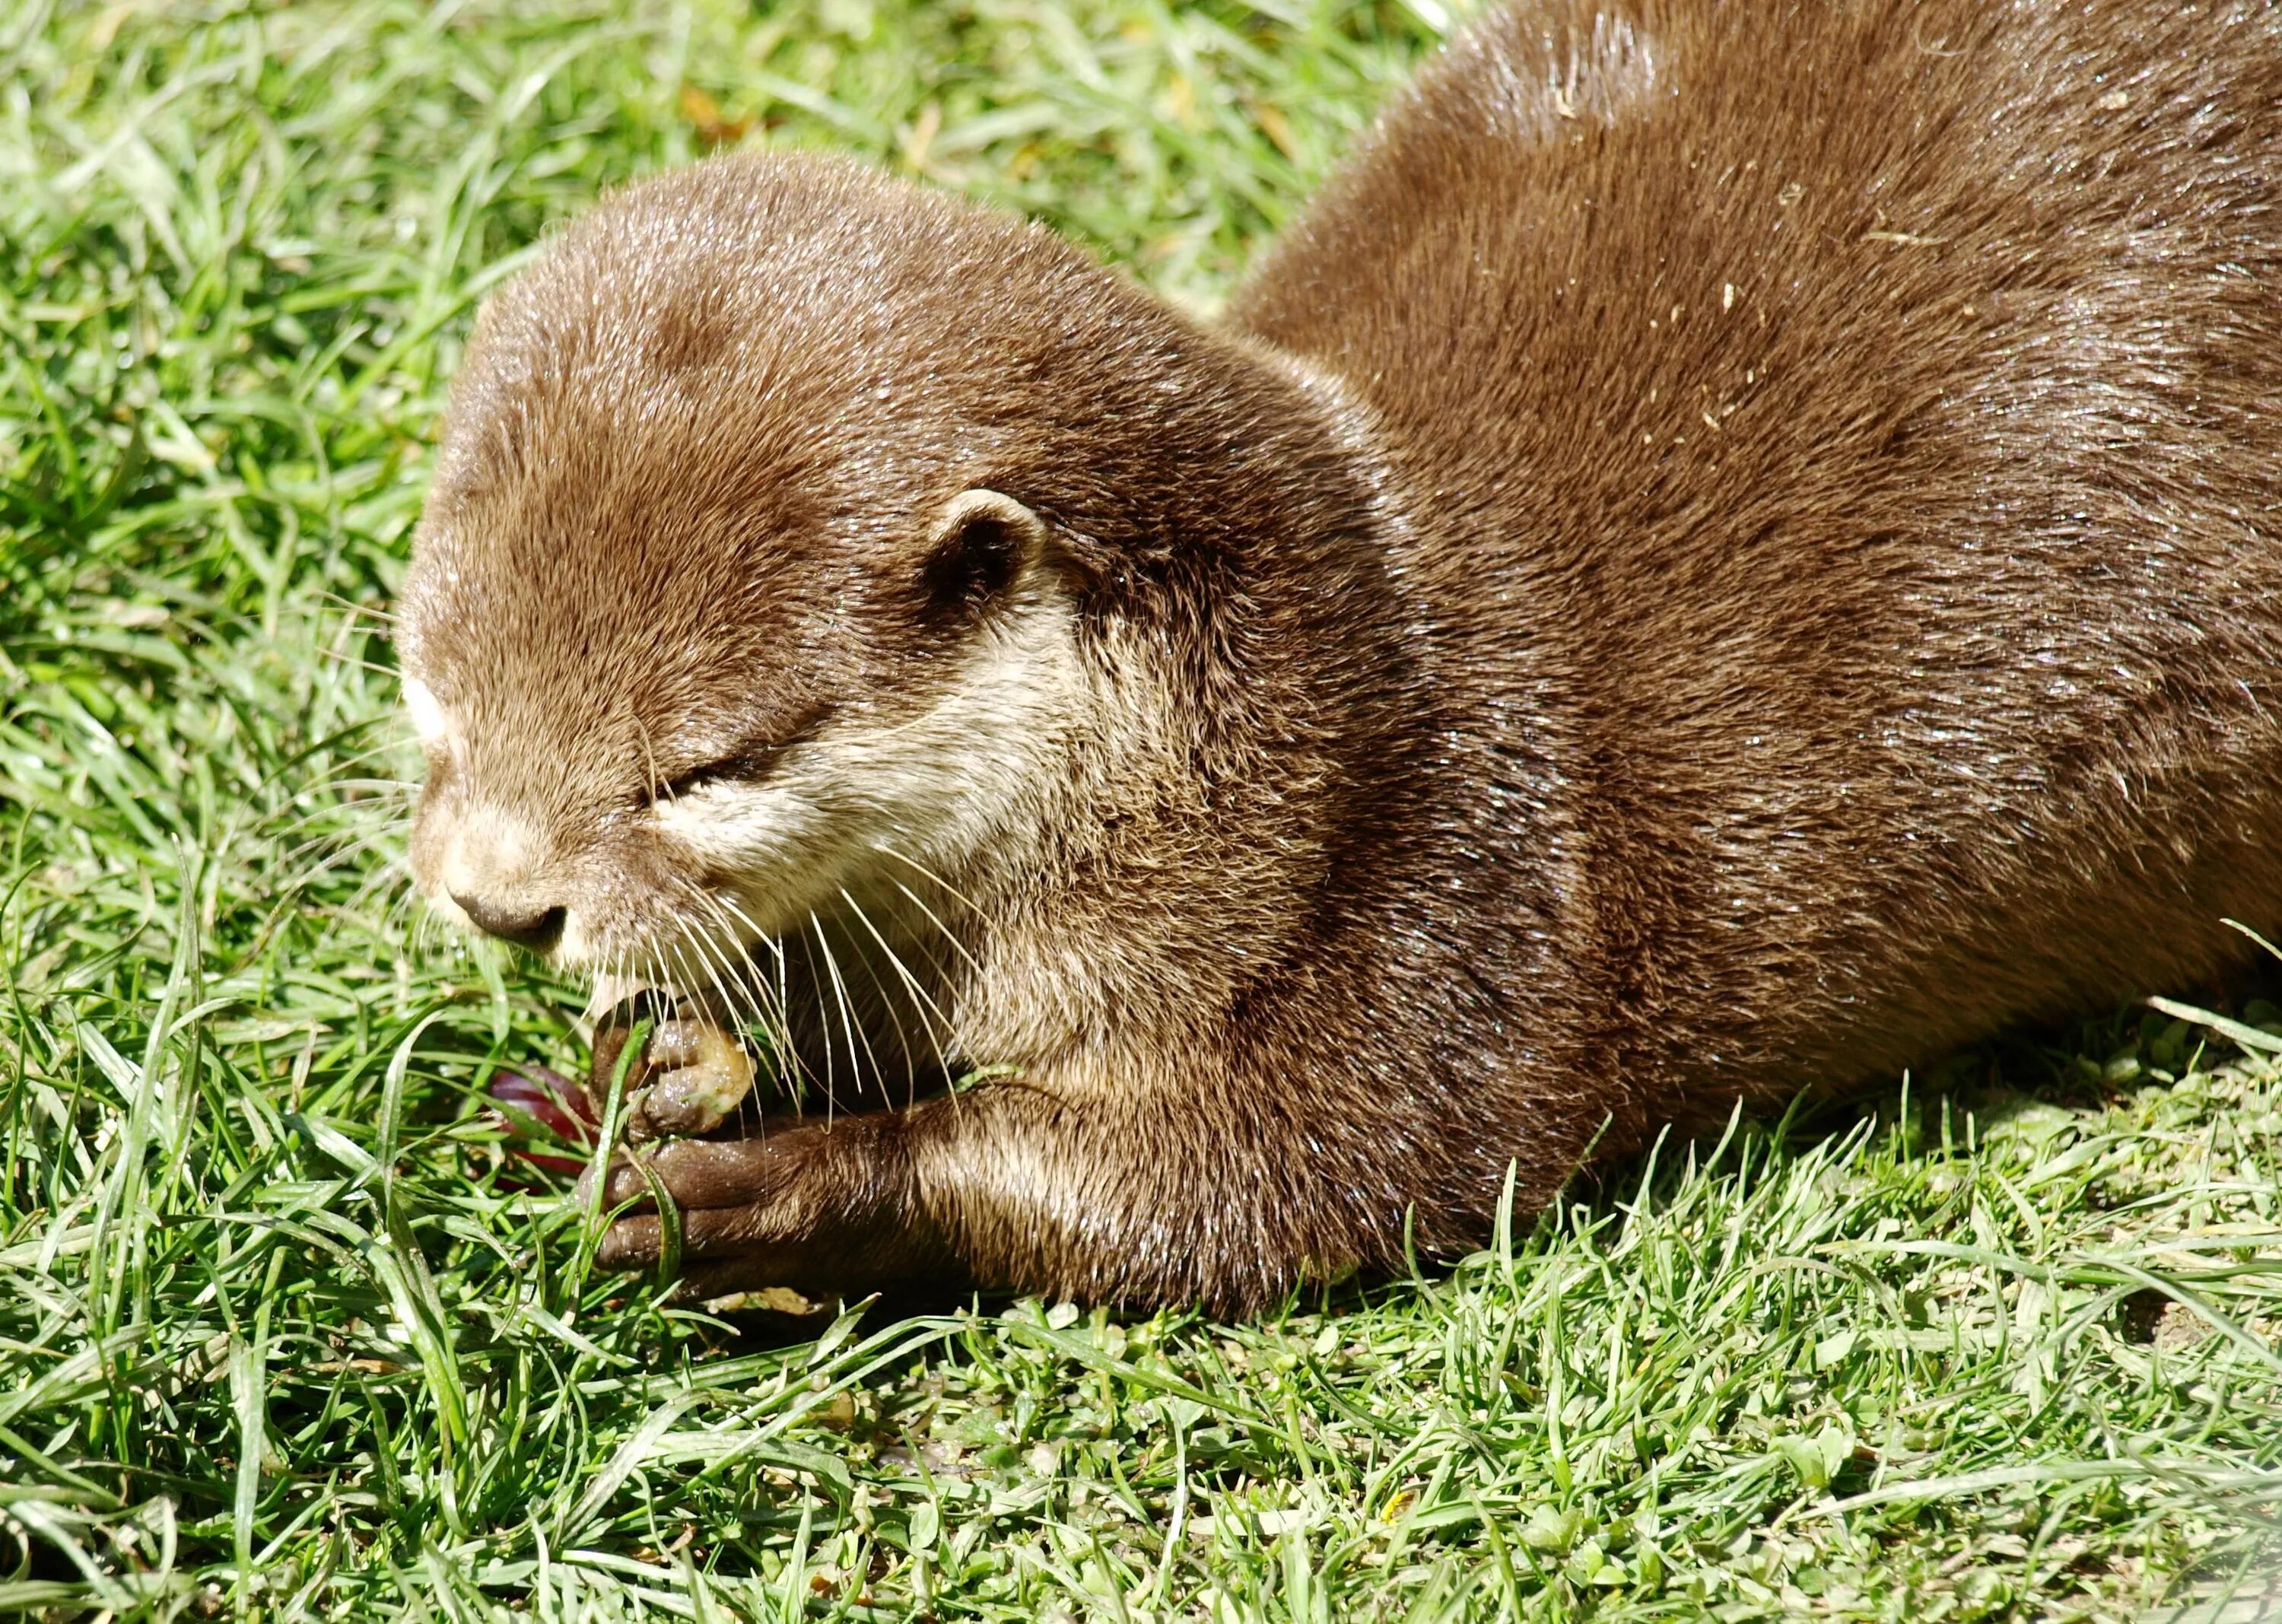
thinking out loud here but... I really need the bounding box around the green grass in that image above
[2,1,2279,1617]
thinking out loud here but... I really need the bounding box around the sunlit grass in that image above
[2,2,2277,1616]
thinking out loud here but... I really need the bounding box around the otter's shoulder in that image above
[1222,0,1673,349]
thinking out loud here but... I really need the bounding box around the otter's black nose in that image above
[453,895,567,953]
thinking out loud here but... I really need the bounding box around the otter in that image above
[398,0,2282,1314]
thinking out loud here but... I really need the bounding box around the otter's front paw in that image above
[583,1123,931,1299]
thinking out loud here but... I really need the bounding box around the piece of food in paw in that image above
[635,1019,758,1138]
[589,991,758,1142]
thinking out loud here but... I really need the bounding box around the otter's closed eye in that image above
[647,754,771,803]
[644,704,839,806]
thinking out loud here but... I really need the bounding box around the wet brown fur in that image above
[401,0,2282,1313]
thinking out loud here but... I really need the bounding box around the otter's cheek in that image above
[648,783,844,936]
[650,781,815,867]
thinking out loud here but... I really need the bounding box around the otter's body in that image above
[402,0,2282,1311]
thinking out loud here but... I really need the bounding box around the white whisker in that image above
[838,885,959,1105]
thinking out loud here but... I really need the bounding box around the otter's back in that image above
[1230,0,2282,1089]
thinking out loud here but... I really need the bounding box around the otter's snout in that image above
[409,788,585,958]
[454,895,567,953]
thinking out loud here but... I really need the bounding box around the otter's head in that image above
[398,152,1341,1003]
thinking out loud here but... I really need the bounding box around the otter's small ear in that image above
[918,488,1051,619]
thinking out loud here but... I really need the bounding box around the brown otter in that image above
[399,0,2282,1313]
